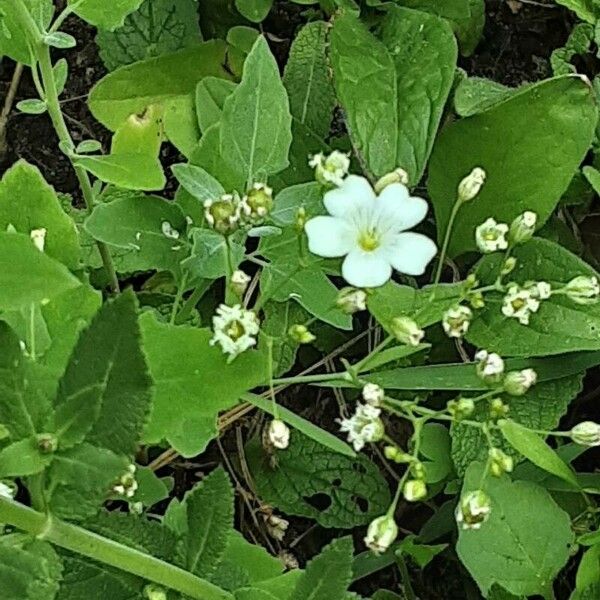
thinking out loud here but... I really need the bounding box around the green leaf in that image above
[54,290,152,456]
[396,535,447,568]
[88,41,231,131]
[0,437,51,477]
[289,537,354,600]
[271,182,324,227]
[16,99,47,114]
[499,420,578,488]
[454,77,514,117]
[457,463,574,597]
[141,313,269,457]
[163,94,201,158]
[220,36,293,184]
[183,468,234,577]
[555,0,599,23]
[428,76,597,257]
[283,21,336,139]
[96,0,202,71]
[419,423,453,484]
[0,232,80,311]
[246,434,390,528]
[379,6,457,186]
[172,163,225,204]
[196,77,237,134]
[84,194,188,273]
[111,104,163,157]
[467,238,600,356]
[330,14,397,179]
[44,32,76,49]
[73,153,165,191]
[131,466,170,508]
[68,0,144,30]
[235,0,273,22]
[0,161,79,268]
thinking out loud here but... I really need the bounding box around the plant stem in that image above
[0,62,24,160]
[396,553,417,600]
[271,371,349,385]
[433,196,463,286]
[0,497,233,600]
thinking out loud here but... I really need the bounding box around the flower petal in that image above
[305,216,353,257]
[385,232,437,276]
[324,175,376,218]
[376,184,429,231]
[342,250,392,288]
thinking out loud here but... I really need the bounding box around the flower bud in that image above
[529,281,551,300]
[475,218,509,253]
[469,292,485,309]
[268,419,290,450]
[501,256,517,275]
[230,269,251,297]
[455,490,491,530]
[113,464,138,498]
[503,369,537,396]
[37,433,58,454]
[374,168,410,194]
[565,275,600,305]
[265,514,289,541]
[403,479,427,502]
[410,460,426,481]
[204,193,241,234]
[30,227,47,252]
[144,584,168,600]
[383,446,413,463]
[390,316,424,347]
[442,304,473,338]
[488,448,514,477]
[295,207,307,232]
[458,167,486,203]
[447,397,475,421]
[364,514,398,554]
[489,398,509,420]
[362,383,384,407]
[336,287,367,314]
[474,350,505,384]
[570,421,600,447]
[508,211,537,245]
[242,183,274,222]
[288,324,316,345]
[309,151,350,187]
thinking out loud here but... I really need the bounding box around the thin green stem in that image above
[0,498,233,600]
[355,335,394,373]
[170,273,188,325]
[175,280,211,325]
[271,371,349,386]
[396,553,417,600]
[432,196,463,286]
[224,236,235,305]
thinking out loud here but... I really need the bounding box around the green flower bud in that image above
[448,397,475,421]
[458,167,486,203]
[403,479,427,502]
[390,316,424,347]
[565,275,600,305]
[570,421,600,447]
[37,433,58,454]
[288,324,316,345]
[503,369,537,396]
[488,447,514,477]
[508,211,537,245]
[364,514,398,554]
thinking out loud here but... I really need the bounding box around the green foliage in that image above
[235,0,273,23]
[68,0,144,30]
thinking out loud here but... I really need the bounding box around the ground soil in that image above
[1,1,599,598]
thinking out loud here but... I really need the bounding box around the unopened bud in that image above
[503,369,537,396]
[362,383,384,407]
[474,350,505,384]
[447,397,475,421]
[488,448,513,477]
[144,584,168,600]
[565,275,600,305]
[37,433,58,454]
[458,167,486,203]
[288,324,316,345]
[374,168,410,194]
[390,316,424,347]
[364,514,398,554]
[501,257,517,275]
[336,287,367,314]
[295,207,307,232]
[570,421,600,447]
[489,398,509,420]
[508,211,537,245]
[383,446,413,463]
[231,269,251,297]
[403,479,427,502]
[268,419,290,450]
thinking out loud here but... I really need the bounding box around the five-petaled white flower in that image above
[502,284,540,325]
[338,403,385,452]
[305,175,437,288]
[475,218,509,253]
[211,304,260,361]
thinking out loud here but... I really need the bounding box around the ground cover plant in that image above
[2,0,600,598]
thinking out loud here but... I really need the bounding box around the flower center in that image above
[358,229,380,252]
[226,320,246,341]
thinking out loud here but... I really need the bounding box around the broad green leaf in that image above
[141,313,269,457]
[220,36,293,185]
[283,21,336,139]
[184,468,234,577]
[428,76,597,257]
[0,161,80,268]
[163,95,201,158]
[419,423,453,484]
[0,232,80,311]
[196,77,237,134]
[396,535,447,568]
[132,466,170,508]
[244,393,356,457]
[289,537,354,600]
[499,420,578,487]
[467,238,600,356]
[54,290,152,455]
[575,545,600,594]
[457,463,574,597]
[73,153,165,191]
[84,194,188,273]
[111,105,163,157]
[235,0,273,22]
[379,6,457,186]
[96,0,202,70]
[271,182,324,226]
[172,163,225,204]
[330,14,397,178]
[68,0,144,30]
[249,572,303,600]
[454,77,514,117]
[246,435,390,528]
[226,25,261,78]
[0,437,51,477]
[88,41,231,131]
[555,0,599,22]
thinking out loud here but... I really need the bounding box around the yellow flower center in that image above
[226,320,246,341]
[358,230,380,252]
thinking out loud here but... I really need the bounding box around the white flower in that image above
[113,464,138,498]
[571,421,600,447]
[474,350,505,383]
[475,218,509,253]
[338,403,385,452]
[531,281,551,300]
[309,151,350,187]
[267,419,290,449]
[210,304,260,361]
[442,304,473,338]
[265,514,289,541]
[362,383,384,407]
[231,269,251,296]
[30,227,47,252]
[458,167,486,203]
[390,316,425,347]
[565,275,600,305]
[403,479,427,502]
[509,211,537,245]
[0,481,15,500]
[456,490,491,530]
[502,284,540,325]
[305,175,437,288]
[503,369,537,396]
[364,515,398,554]
[161,221,180,240]
[336,287,368,314]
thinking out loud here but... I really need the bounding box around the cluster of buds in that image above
[570,421,600,447]
[336,287,367,314]
[390,316,424,347]
[309,151,350,187]
[210,304,260,362]
[364,514,398,554]
[338,403,385,452]
[455,490,492,530]
[113,464,138,498]
[266,419,290,450]
[442,304,473,338]
[488,448,514,477]
[475,349,537,396]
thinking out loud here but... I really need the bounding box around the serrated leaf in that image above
[0,437,51,477]
[141,313,269,457]
[283,21,335,139]
[457,463,574,597]
[183,468,234,577]
[428,76,597,257]
[555,0,599,23]
[289,537,354,600]
[379,6,457,186]
[330,14,397,179]
[196,77,237,134]
[247,435,390,528]
[220,36,293,185]
[68,0,144,30]
[0,232,80,311]
[97,0,201,71]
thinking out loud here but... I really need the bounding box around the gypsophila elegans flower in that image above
[488,448,514,477]
[502,283,540,325]
[458,167,486,203]
[565,275,600,304]
[267,419,290,450]
[509,211,537,245]
[364,514,398,554]
[570,421,600,446]
[241,182,273,222]
[337,287,368,314]
[442,304,473,338]
[210,304,260,361]
[30,227,47,252]
[338,403,385,452]
[403,479,427,502]
[309,150,350,187]
[503,369,537,396]
[456,490,491,530]
[362,383,385,407]
[231,269,251,296]
[475,350,505,384]
[391,316,425,347]
[305,175,437,288]
[113,464,138,498]
[204,193,242,234]
[475,218,509,253]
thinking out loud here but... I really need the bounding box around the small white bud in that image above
[474,350,505,384]
[570,421,600,447]
[336,287,367,314]
[458,167,486,202]
[508,211,537,245]
[390,316,424,347]
[403,479,427,502]
[565,275,600,305]
[362,383,385,407]
[364,514,398,554]
[475,218,509,253]
[231,270,251,297]
[456,490,491,530]
[374,168,410,193]
[30,228,47,252]
[442,304,473,338]
[268,419,290,450]
[265,514,289,541]
[503,369,537,396]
